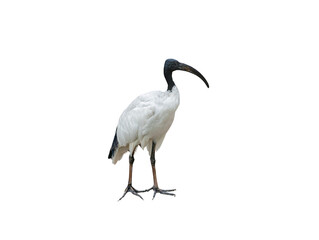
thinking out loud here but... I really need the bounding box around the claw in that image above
[139,186,176,199]
[152,188,176,199]
[118,184,144,201]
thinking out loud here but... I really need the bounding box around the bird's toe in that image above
[118,184,144,201]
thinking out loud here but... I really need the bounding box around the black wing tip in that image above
[108,128,119,159]
[108,151,113,159]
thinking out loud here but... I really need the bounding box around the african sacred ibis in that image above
[108,59,209,200]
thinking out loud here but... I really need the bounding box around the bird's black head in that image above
[164,59,209,91]
[164,59,180,72]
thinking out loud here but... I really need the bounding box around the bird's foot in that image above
[140,186,176,200]
[118,184,144,201]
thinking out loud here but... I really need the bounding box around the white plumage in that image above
[112,86,180,164]
[108,59,208,200]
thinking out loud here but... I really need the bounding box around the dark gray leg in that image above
[118,148,143,201]
[141,142,176,199]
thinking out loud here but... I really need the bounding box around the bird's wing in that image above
[116,91,161,147]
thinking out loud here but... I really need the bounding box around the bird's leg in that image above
[118,152,143,201]
[141,142,176,199]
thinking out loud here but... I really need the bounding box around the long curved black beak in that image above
[178,63,209,88]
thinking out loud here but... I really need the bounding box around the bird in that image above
[108,58,209,200]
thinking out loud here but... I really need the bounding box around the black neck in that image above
[164,70,175,91]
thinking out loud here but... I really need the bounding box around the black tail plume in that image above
[108,128,119,159]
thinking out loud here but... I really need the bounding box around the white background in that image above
[1,0,318,239]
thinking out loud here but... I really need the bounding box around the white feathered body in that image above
[111,86,180,164]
